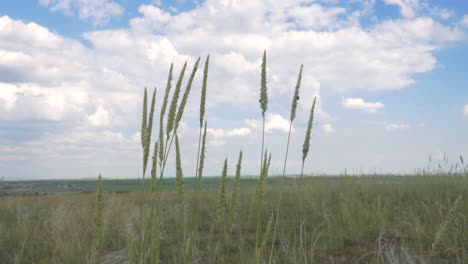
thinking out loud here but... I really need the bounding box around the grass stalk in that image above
[175,134,186,258]
[270,64,303,262]
[188,55,209,261]
[138,87,156,263]
[299,96,316,214]
[95,173,103,252]
[218,158,228,224]
[229,150,243,229]
[149,141,158,263]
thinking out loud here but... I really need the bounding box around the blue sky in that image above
[0,0,467,179]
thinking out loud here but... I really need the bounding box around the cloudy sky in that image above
[0,0,467,179]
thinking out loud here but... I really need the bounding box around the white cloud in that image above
[385,123,411,131]
[464,104,468,117]
[39,0,124,25]
[461,15,468,28]
[322,123,335,134]
[383,0,419,18]
[343,97,384,113]
[207,127,252,139]
[88,105,111,127]
[208,139,228,147]
[265,114,291,134]
[286,4,346,30]
[206,127,252,146]
[246,113,291,134]
[0,82,88,121]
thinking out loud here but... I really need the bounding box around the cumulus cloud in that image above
[39,0,124,25]
[88,105,111,127]
[464,104,468,117]
[246,113,291,134]
[207,127,252,146]
[207,127,252,139]
[343,98,384,113]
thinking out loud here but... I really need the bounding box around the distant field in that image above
[0,175,466,263]
[0,176,262,195]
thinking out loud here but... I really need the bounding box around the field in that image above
[0,175,467,263]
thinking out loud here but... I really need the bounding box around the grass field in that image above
[0,175,466,263]
[0,177,260,195]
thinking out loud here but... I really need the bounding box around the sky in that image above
[0,0,467,180]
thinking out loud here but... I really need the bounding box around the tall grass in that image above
[138,87,156,263]
[95,174,103,252]
[218,159,228,224]
[187,55,209,263]
[133,51,318,263]
[270,64,304,262]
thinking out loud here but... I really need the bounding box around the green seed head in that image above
[260,50,268,117]
[290,64,303,122]
[175,134,184,204]
[229,149,243,226]
[218,158,228,222]
[159,63,173,164]
[167,62,187,138]
[176,58,201,131]
[302,96,317,162]
[141,87,148,148]
[200,55,209,128]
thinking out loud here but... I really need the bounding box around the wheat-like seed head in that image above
[166,62,187,138]
[175,134,184,205]
[229,150,243,226]
[147,88,157,139]
[142,88,156,174]
[290,64,303,122]
[200,55,209,128]
[176,58,201,131]
[218,158,228,223]
[161,63,173,120]
[260,212,275,249]
[159,63,173,164]
[302,96,317,163]
[260,50,268,117]
[141,87,148,148]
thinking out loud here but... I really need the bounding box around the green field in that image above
[0,175,467,263]
[0,177,261,195]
